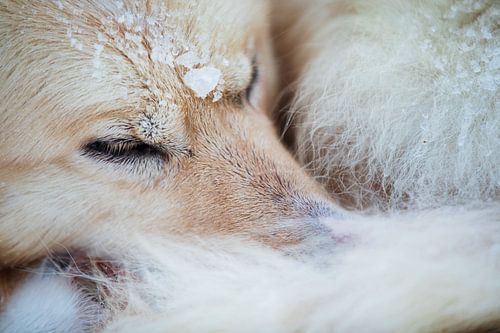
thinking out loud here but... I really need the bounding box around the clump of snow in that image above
[175,50,205,69]
[212,90,223,102]
[124,31,142,45]
[213,77,225,102]
[183,66,221,99]
[176,50,224,100]
[151,39,175,66]
[117,12,135,29]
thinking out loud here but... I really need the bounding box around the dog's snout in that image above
[171,108,345,246]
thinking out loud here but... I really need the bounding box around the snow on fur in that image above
[183,66,222,98]
[62,0,225,101]
[288,0,499,209]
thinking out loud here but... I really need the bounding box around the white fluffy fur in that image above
[106,205,500,332]
[289,0,499,209]
[2,1,500,331]
[5,204,499,332]
[0,272,99,333]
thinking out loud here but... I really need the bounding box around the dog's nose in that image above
[272,198,350,254]
[285,194,345,220]
[305,199,344,219]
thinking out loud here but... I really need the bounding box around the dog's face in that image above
[0,0,339,265]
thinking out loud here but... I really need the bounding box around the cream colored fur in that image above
[108,205,500,333]
[277,0,499,209]
[1,0,500,332]
[4,205,500,332]
[0,272,100,333]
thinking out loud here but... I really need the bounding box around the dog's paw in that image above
[0,253,125,333]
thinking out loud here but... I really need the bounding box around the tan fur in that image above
[0,1,338,265]
[1,1,500,332]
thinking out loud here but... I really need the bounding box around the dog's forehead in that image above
[96,1,262,138]
[0,0,268,159]
[116,4,250,74]
[7,0,263,115]
[79,0,259,105]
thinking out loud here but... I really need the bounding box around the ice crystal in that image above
[175,50,205,69]
[183,66,221,99]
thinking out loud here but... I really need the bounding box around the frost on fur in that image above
[288,0,500,209]
[63,0,226,101]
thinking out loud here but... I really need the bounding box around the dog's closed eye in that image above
[245,61,259,102]
[83,137,169,165]
[244,57,260,107]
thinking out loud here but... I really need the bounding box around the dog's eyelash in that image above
[83,138,168,164]
[245,62,259,102]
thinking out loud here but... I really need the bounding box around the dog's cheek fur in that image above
[278,0,499,209]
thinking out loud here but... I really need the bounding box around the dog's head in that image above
[0,0,340,265]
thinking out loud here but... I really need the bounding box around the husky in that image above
[1,1,499,332]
